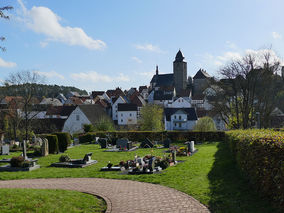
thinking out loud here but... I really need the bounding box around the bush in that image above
[54,132,71,152]
[226,130,284,211]
[93,117,115,131]
[45,135,59,154]
[79,133,94,143]
[83,124,94,133]
[59,155,71,162]
[10,156,25,167]
[194,116,217,131]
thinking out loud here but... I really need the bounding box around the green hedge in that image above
[226,130,284,210]
[45,135,59,154]
[54,132,71,152]
[78,131,225,143]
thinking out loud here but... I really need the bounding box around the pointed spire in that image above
[156,65,159,75]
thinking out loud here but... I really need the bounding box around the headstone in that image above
[189,141,195,153]
[41,138,49,156]
[83,153,92,163]
[171,150,176,164]
[148,156,155,171]
[126,141,132,150]
[73,137,79,145]
[140,138,154,148]
[1,145,9,155]
[163,138,171,148]
[35,137,43,147]
[137,157,145,167]
[117,138,129,149]
[98,138,107,148]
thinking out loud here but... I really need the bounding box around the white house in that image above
[117,103,138,125]
[62,104,108,134]
[164,108,198,131]
[112,96,127,122]
[166,97,191,108]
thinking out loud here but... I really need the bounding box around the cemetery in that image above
[51,152,97,168]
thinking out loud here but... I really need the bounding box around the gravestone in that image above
[98,138,108,148]
[1,145,9,155]
[189,141,195,153]
[117,138,129,149]
[140,138,154,148]
[171,150,176,164]
[163,138,171,148]
[73,137,79,145]
[82,153,92,164]
[41,138,49,156]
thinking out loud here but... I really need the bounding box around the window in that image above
[121,119,123,122]
[179,115,181,120]
[174,115,176,119]
[130,113,132,117]
[121,113,123,117]
[175,123,177,127]
[76,115,80,121]
[179,123,182,128]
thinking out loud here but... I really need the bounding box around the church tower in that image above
[173,50,187,95]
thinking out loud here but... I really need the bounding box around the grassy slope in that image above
[0,142,276,213]
[0,188,106,213]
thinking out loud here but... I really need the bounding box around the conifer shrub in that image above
[54,132,71,152]
[45,135,59,154]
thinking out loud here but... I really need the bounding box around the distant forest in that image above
[0,84,88,97]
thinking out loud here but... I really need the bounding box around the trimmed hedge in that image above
[45,135,59,154]
[226,130,284,210]
[54,132,71,152]
[78,131,225,143]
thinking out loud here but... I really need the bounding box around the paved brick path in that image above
[0,178,210,213]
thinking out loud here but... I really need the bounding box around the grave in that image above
[1,145,9,155]
[98,138,108,148]
[41,138,49,157]
[0,158,40,172]
[163,138,171,148]
[185,141,198,154]
[104,138,138,152]
[51,152,97,168]
[140,138,154,148]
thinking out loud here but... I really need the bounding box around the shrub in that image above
[59,155,71,162]
[226,130,284,211]
[83,124,94,133]
[93,117,115,131]
[10,156,25,167]
[45,135,59,154]
[194,116,217,131]
[79,133,94,143]
[54,132,71,152]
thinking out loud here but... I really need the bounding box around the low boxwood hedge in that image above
[226,130,284,210]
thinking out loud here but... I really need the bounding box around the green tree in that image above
[93,117,115,131]
[194,117,216,131]
[139,104,164,131]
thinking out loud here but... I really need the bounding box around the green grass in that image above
[0,188,106,213]
[0,142,276,213]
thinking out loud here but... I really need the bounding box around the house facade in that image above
[164,108,198,131]
[117,103,138,125]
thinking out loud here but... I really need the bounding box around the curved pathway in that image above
[0,178,210,213]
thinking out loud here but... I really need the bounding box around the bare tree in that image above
[208,49,283,129]
[0,5,13,51]
[5,71,44,158]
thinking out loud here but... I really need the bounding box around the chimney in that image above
[156,65,159,75]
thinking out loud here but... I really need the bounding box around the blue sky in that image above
[0,0,284,92]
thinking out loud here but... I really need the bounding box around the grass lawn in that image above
[0,142,276,213]
[0,188,106,213]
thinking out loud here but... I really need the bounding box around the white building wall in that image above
[62,107,91,134]
[112,97,126,121]
[164,112,196,131]
[118,111,137,125]
[168,97,191,108]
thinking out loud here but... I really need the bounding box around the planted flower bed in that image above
[226,129,284,210]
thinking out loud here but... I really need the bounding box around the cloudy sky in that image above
[0,0,284,92]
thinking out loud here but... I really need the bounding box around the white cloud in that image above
[40,41,48,48]
[134,43,165,53]
[226,41,237,49]
[70,71,130,83]
[245,49,284,66]
[17,0,106,50]
[272,32,282,39]
[0,57,17,68]
[131,56,142,63]
[35,70,65,80]
[216,51,242,65]
[138,71,154,78]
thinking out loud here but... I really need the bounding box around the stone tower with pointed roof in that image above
[173,50,187,96]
